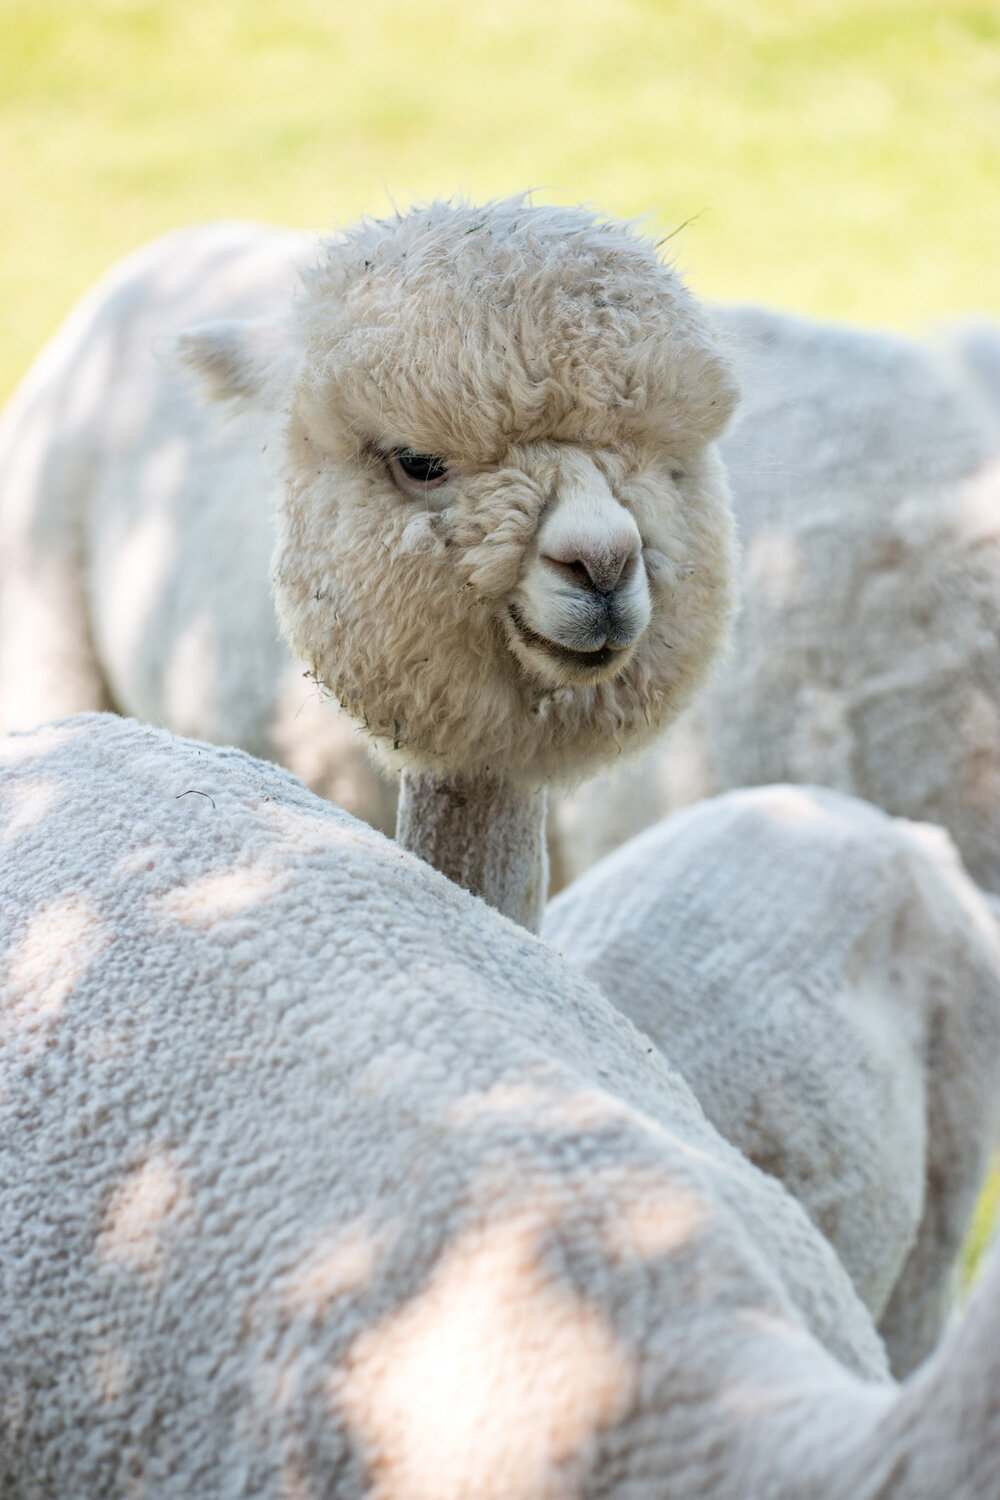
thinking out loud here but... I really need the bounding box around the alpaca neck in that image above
[395,769,548,933]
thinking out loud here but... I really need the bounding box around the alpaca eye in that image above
[388,448,451,492]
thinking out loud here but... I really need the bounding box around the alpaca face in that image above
[186,199,740,785]
[369,441,652,688]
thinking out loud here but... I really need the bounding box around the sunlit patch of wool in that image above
[2,892,110,1038]
[339,1211,632,1500]
[446,1080,561,1124]
[253,799,380,851]
[448,1078,648,1137]
[0,776,63,845]
[97,1150,193,1283]
[282,1220,385,1316]
[599,1182,708,1261]
[900,812,1000,955]
[153,863,287,926]
[0,721,83,764]
[92,1344,131,1405]
[955,456,1000,543]
[752,784,853,834]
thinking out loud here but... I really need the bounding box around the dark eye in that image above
[398,449,447,483]
[387,447,451,493]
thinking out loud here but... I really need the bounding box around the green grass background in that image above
[2,0,999,1271]
[3,0,1000,403]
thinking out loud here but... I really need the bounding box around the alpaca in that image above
[550,304,1000,889]
[0,205,737,869]
[173,199,997,1361]
[0,221,396,835]
[5,200,985,1370]
[544,783,1000,1376]
[174,197,739,930]
[8,223,1000,893]
[5,710,1000,1499]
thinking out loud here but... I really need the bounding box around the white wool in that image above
[939,316,1000,443]
[545,784,1000,1376]
[0,222,395,832]
[4,714,1000,1498]
[551,305,1000,891]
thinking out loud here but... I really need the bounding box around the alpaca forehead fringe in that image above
[308,196,672,295]
[293,198,738,458]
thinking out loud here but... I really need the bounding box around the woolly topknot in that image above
[185,197,740,784]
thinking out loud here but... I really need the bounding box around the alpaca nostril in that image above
[542,542,639,596]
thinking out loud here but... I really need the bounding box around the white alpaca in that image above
[4,710,1000,1499]
[0,202,733,860]
[551,305,1000,890]
[8,227,1000,892]
[0,222,396,833]
[4,200,987,1373]
[171,199,999,1368]
[170,198,739,932]
[544,784,1000,1376]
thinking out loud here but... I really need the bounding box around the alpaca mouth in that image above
[507,604,628,673]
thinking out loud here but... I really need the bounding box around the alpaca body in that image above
[5,715,1000,1498]
[5,208,1000,1492]
[545,784,1000,1375]
[4,207,995,1375]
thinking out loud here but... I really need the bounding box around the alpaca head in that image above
[179,198,739,786]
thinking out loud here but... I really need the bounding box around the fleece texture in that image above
[0,713,899,1497]
[0,221,395,832]
[942,316,1000,441]
[197,197,740,786]
[545,784,1000,1376]
[551,304,1000,889]
[5,715,1000,1499]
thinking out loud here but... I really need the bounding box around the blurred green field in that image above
[2,0,1000,402]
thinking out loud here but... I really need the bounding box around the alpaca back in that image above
[545,783,1000,1372]
[0,714,891,1497]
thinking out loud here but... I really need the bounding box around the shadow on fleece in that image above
[1,714,1000,1499]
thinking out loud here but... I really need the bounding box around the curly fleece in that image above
[187,197,741,785]
[5,715,1000,1497]
[545,782,1000,1377]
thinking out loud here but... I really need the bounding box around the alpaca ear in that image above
[171,318,294,408]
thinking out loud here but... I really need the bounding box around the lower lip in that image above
[508,606,626,671]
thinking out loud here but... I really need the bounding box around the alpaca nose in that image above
[541,538,640,596]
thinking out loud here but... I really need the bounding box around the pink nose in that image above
[541,537,640,595]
